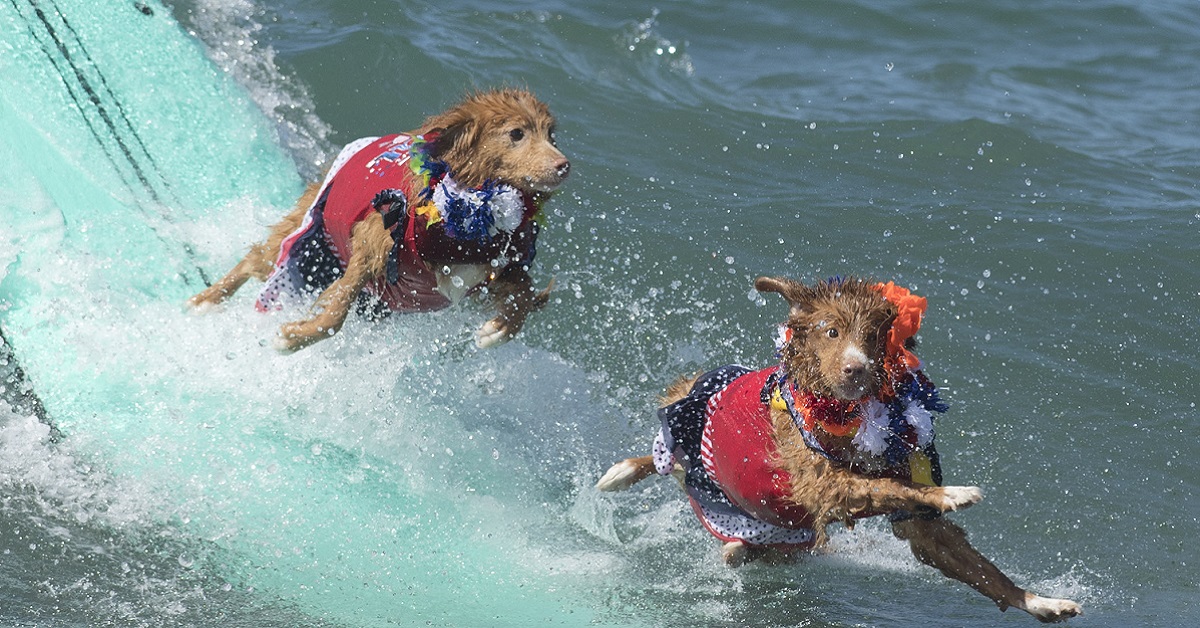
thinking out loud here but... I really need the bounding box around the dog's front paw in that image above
[596,458,651,492]
[271,334,301,354]
[185,290,228,314]
[938,485,983,512]
[1021,594,1082,623]
[474,318,514,349]
[185,298,221,315]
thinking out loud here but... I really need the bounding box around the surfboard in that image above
[0,0,300,433]
[0,2,600,624]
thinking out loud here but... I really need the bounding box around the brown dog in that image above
[188,89,569,352]
[597,276,1082,623]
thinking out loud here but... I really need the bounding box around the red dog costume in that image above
[652,284,946,550]
[256,133,540,313]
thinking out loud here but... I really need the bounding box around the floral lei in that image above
[406,133,542,244]
[769,282,948,468]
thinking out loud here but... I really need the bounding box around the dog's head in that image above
[422,88,570,194]
[756,275,920,401]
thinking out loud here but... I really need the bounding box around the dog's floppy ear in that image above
[426,113,480,159]
[423,104,485,184]
[755,276,814,314]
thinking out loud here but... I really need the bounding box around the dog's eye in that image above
[826,328,839,339]
[509,128,525,142]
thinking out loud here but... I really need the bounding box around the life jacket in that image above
[656,365,943,549]
[256,134,540,313]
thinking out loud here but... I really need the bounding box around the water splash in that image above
[617,9,695,76]
[171,0,333,178]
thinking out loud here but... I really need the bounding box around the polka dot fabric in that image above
[656,365,817,550]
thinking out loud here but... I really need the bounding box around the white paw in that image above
[1023,595,1082,623]
[721,541,749,567]
[939,485,983,511]
[473,319,511,349]
[185,299,221,315]
[595,460,644,492]
[271,334,299,354]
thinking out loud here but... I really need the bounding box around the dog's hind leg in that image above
[596,456,656,491]
[721,541,797,567]
[186,241,277,311]
[893,517,1082,623]
[187,183,320,310]
[275,211,389,353]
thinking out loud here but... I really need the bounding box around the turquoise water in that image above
[1,0,1197,626]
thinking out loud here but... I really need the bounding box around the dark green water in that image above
[1,0,1196,626]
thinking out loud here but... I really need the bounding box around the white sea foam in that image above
[0,402,164,530]
[177,0,333,177]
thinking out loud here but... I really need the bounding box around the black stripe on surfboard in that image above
[46,0,182,206]
[9,0,211,287]
[23,0,166,205]
[5,0,146,205]
[0,326,62,443]
[0,0,210,442]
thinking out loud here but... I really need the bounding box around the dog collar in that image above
[405,135,540,244]
[767,368,947,468]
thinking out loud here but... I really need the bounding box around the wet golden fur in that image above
[187,88,569,352]
[597,276,1081,623]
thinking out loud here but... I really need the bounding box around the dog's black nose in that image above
[556,159,571,178]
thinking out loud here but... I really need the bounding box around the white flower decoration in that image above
[851,399,891,456]
[432,177,525,237]
[904,399,934,447]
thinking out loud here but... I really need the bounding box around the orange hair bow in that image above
[872,281,926,372]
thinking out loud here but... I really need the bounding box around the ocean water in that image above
[1,0,1197,626]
